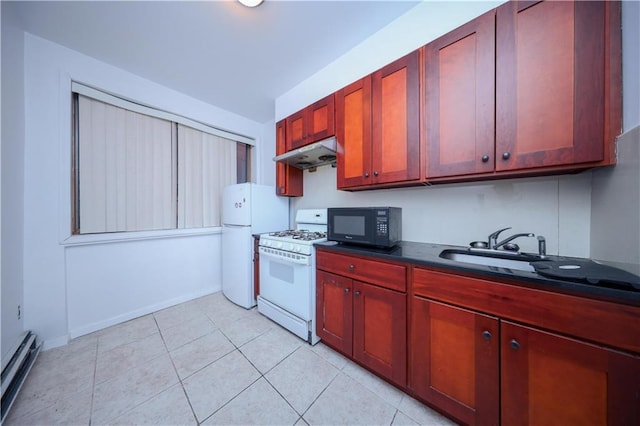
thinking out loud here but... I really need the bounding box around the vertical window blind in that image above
[73,86,250,235]
[177,124,237,229]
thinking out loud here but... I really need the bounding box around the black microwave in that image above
[327,207,402,248]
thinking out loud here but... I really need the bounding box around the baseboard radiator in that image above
[1,331,41,424]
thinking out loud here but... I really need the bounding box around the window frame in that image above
[71,83,252,236]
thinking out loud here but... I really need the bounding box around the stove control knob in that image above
[295,246,302,253]
[263,240,271,247]
[276,242,283,249]
[286,243,293,251]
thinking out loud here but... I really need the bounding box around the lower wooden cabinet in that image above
[411,267,640,425]
[316,269,407,386]
[314,251,640,425]
[501,321,640,425]
[410,297,499,425]
[316,270,353,355]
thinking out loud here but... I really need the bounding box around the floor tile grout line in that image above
[88,335,100,425]
[96,316,187,425]
[389,408,400,426]
[153,313,201,425]
[13,293,446,426]
[255,346,307,416]
[207,324,306,421]
[199,375,264,424]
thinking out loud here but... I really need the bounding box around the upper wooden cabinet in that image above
[425,0,621,180]
[286,94,335,151]
[337,51,420,189]
[275,120,303,197]
[425,10,496,179]
[496,0,620,172]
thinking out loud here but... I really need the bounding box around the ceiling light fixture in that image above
[238,0,264,7]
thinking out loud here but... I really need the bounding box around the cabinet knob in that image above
[354,291,361,297]
[510,339,521,350]
[502,152,511,160]
[364,172,370,178]
[481,155,490,163]
[373,171,379,176]
[344,288,350,294]
[482,330,492,340]
[348,264,355,271]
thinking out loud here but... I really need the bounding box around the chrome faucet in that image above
[495,233,535,250]
[488,227,534,250]
[487,227,511,250]
[485,227,546,256]
[537,235,547,258]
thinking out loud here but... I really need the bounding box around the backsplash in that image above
[291,169,593,258]
[591,126,640,270]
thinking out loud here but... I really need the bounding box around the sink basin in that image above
[439,249,536,272]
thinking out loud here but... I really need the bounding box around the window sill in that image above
[61,227,222,247]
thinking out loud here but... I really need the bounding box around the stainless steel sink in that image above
[439,249,536,272]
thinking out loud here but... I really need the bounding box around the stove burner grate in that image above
[268,230,327,241]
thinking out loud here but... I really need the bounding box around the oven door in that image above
[259,247,312,321]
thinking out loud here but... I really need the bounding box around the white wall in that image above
[276,1,505,120]
[621,0,640,131]
[1,2,26,359]
[590,0,640,271]
[257,119,277,187]
[22,33,266,348]
[293,167,591,257]
[278,0,595,258]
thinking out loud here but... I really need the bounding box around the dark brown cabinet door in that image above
[307,94,335,146]
[353,281,407,387]
[285,110,306,151]
[371,51,420,185]
[496,0,612,171]
[501,321,640,425]
[316,270,353,356]
[336,76,372,189]
[337,51,420,189]
[425,10,495,178]
[275,120,303,197]
[410,297,499,425]
[286,94,335,151]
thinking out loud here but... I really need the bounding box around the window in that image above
[72,84,251,234]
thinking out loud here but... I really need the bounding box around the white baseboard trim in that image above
[63,288,220,342]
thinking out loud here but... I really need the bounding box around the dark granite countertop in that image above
[315,240,640,306]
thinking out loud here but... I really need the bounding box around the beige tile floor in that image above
[5,291,456,425]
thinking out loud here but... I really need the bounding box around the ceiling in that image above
[10,0,420,123]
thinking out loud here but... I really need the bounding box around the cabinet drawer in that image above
[317,250,406,292]
[412,267,640,355]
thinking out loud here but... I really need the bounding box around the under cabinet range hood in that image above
[273,136,337,170]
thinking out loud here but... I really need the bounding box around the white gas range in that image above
[257,209,327,344]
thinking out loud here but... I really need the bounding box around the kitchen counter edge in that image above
[314,240,640,306]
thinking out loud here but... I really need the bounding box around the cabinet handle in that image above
[482,155,490,163]
[482,330,492,340]
[348,264,355,271]
[510,339,521,350]
[502,152,511,160]
[364,172,370,178]
[354,291,361,297]
[373,171,379,176]
[344,288,350,294]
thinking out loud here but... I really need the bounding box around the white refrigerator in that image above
[222,183,289,308]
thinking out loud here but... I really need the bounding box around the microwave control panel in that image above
[376,213,388,236]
